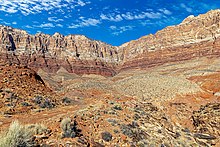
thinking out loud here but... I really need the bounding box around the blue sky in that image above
[0,0,220,46]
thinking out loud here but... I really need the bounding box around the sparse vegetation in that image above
[101,131,112,142]
[0,121,35,147]
[112,104,122,110]
[27,123,49,135]
[107,118,119,126]
[62,97,73,105]
[21,102,31,107]
[60,118,82,138]
[0,121,49,147]
[33,96,55,109]
[120,124,134,137]
[6,92,18,108]
[0,29,220,146]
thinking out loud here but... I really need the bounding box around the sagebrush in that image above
[0,120,34,147]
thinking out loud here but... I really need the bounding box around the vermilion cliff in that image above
[119,9,220,71]
[1,9,220,76]
[0,28,120,76]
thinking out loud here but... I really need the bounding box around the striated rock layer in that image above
[119,10,220,71]
[1,10,220,76]
[0,27,120,76]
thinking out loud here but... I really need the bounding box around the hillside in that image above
[1,10,220,76]
[0,10,219,146]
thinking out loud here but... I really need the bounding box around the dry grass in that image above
[0,121,48,147]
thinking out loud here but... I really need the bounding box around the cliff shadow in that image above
[7,34,16,51]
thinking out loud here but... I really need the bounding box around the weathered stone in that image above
[119,9,220,72]
[1,10,220,76]
[0,27,120,76]
[194,133,216,140]
[192,103,220,137]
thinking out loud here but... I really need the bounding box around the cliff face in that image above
[119,10,220,71]
[1,10,220,76]
[0,26,120,76]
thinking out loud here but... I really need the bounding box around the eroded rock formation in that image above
[1,10,220,76]
[0,26,120,76]
[119,10,220,71]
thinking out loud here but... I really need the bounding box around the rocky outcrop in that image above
[0,26,120,76]
[0,62,60,114]
[119,9,220,71]
[192,103,220,145]
[1,10,220,76]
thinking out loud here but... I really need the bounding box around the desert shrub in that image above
[120,124,133,137]
[33,96,55,109]
[137,140,148,147]
[112,104,122,110]
[107,118,118,126]
[113,129,119,134]
[33,95,43,104]
[27,124,48,135]
[60,118,75,138]
[62,97,73,105]
[60,118,81,138]
[101,131,112,142]
[39,98,55,109]
[6,92,18,108]
[0,121,35,147]
[21,102,31,107]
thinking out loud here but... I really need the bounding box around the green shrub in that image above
[62,97,73,105]
[27,123,48,135]
[112,104,122,110]
[60,118,82,138]
[33,96,55,109]
[60,118,75,138]
[0,120,35,147]
[101,131,112,142]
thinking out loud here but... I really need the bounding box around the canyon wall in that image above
[0,27,120,76]
[1,10,220,76]
[119,10,220,71]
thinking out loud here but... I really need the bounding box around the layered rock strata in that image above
[119,10,220,71]
[1,10,220,76]
[0,27,120,76]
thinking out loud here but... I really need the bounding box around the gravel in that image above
[115,73,202,102]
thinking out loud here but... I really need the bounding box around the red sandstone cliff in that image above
[1,10,220,76]
[0,27,120,76]
[119,9,220,71]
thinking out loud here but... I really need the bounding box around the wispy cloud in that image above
[123,11,162,20]
[48,17,64,22]
[35,23,55,28]
[110,25,134,35]
[25,25,33,29]
[77,0,91,6]
[56,24,64,28]
[140,20,155,26]
[159,8,172,15]
[180,3,193,13]
[12,21,17,25]
[100,9,166,22]
[100,13,123,22]
[0,0,91,15]
[2,21,11,26]
[68,18,100,29]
